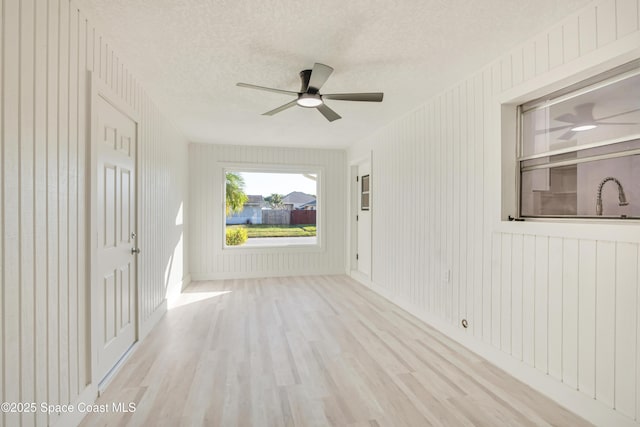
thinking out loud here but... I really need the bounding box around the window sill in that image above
[221,243,324,254]
[495,217,640,243]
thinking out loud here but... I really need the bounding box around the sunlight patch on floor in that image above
[168,290,231,309]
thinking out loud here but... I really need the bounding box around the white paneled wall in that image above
[349,0,640,425]
[189,143,345,279]
[0,0,188,426]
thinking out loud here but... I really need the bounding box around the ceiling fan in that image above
[237,63,383,122]
[545,102,638,140]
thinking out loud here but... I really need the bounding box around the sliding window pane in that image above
[521,154,640,218]
[522,72,640,157]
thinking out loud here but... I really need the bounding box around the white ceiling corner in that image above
[76,0,593,149]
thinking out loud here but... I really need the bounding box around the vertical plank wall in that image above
[348,0,640,424]
[189,143,345,279]
[0,0,189,426]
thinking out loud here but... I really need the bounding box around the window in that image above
[361,174,370,210]
[224,168,320,248]
[518,64,640,219]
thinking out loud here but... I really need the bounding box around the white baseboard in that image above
[139,299,167,341]
[182,274,192,289]
[349,276,638,427]
[58,302,168,427]
[190,268,344,281]
[51,383,98,427]
[348,270,372,287]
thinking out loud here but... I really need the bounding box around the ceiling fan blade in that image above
[323,93,384,102]
[317,104,341,122]
[237,82,299,96]
[307,63,334,93]
[535,124,574,134]
[262,100,298,116]
[554,113,578,123]
[559,130,576,140]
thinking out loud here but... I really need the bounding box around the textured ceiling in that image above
[77,0,592,148]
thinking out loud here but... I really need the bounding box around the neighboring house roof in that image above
[282,191,315,206]
[299,199,316,209]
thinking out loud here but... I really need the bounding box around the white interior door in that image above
[357,161,372,278]
[95,95,137,383]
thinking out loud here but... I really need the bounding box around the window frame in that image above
[220,163,324,251]
[516,62,640,220]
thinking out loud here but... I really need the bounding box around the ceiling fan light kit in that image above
[543,102,636,140]
[237,63,384,122]
[297,93,323,108]
[570,124,598,132]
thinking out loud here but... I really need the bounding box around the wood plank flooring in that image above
[80,275,590,426]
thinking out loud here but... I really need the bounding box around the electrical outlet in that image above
[442,269,451,283]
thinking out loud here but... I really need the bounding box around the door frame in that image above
[348,152,373,285]
[88,72,142,392]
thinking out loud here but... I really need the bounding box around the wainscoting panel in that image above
[348,0,640,424]
[0,1,188,425]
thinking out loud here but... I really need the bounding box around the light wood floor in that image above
[80,275,590,427]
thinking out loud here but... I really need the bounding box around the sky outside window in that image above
[239,172,316,196]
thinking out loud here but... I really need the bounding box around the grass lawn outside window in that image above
[227,224,317,238]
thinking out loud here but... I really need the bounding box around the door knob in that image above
[131,247,141,254]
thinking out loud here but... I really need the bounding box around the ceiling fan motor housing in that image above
[299,69,314,93]
[297,69,323,107]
